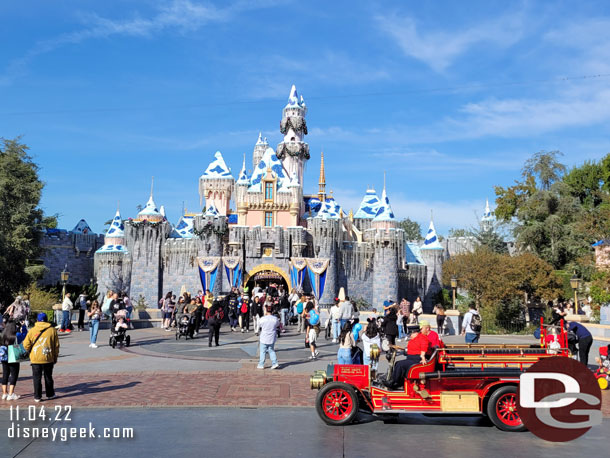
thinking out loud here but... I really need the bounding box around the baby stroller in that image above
[176,313,194,340]
[109,309,131,348]
[594,344,610,390]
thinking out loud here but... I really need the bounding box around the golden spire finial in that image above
[318,151,326,202]
[349,208,354,221]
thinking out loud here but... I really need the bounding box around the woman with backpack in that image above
[206,301,224,347]
[239,294,250,333]
[462,302,481,343]
[251,296,263,336]
[1,320,27,400]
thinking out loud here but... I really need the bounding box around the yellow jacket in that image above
[23,322,60,364]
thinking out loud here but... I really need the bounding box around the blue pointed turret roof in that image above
[105,210,125,238]
[137,195,162,218]
[285,84,305,109]
[422,220,444,250]
[372,188,395,222]
[205,203,219,217]
[72,219,92,234]
[248,147,289,192]
[354,188,381,219]
[169,215,194,238]
[236,156,249,185]
[405,242,425,265]
[255,132,268,146]
[202,151,233,179]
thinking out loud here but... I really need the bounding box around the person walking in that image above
[239,294,250,333]
[257,305,280,369]
[162,292,173,331]
[433,303,446,336]
[330,299,342,343]
[461,303,481,343]
[381,307,399,346]
[76,293,87,331]
[23,313,60,402]
[251,296,262,336]
[205,301,224,347]
[295,296,306,333]
[1,320,27,400]
[60,293,73,333]
[123,294,133,329]
[338,298,353,330]
[87,300,101,348]
[193,297,204,335]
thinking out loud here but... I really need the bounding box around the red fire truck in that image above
[311,320,570,431]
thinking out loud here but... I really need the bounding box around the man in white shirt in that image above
[329,299,342,343]
[461,303,481,343]
[339,299,354,330]
[60,293,74,333]
[257,305,280,370]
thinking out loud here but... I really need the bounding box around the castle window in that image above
[265,182,273,201]
[265,212,273,227]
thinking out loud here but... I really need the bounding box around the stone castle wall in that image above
[40,232,104,286]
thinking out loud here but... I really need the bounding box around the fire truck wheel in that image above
[316,382,359,426]
[487,386,526,432]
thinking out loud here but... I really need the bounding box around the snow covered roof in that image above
[482,198,494,222]
[255,132,268,146]
[422,220,444,250]
[201,151,233,179]
[205,203,219,217]
[105,210,125,238]
[169,215,194,238]
[96,244,129,254]
[372,188,395,222]
[137,195,163,219]
[71,219,93,234]
[285,84,306,109]
[405,242,425,265]
[236,156,250,185]
[354,189,381,219]
[307,197,343,219]
[248,146,290,193]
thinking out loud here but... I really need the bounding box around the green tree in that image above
[563,159,603,207]
[0,138,57,304]
[398,217,423,240]
[522,150,566,190]
[448,228,472,238]
[471,223,508,254]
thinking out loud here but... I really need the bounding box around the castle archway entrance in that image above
[244,263,290,293]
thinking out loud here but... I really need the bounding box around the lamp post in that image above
[450,276,458,309]
[570,274,580,315]
[60,264,70,300]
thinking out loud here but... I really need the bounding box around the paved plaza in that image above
[1,324,609,456]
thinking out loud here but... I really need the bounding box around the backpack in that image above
[240,301,248,314]
[470,312,482,333]
[309,309,320,326]
[214,308,224,321]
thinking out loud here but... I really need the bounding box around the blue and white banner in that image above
[223,256,242,288]
[305,258,330,300]
[197,257,222,293]
[290,258,308,291]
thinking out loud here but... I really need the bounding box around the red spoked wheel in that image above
[487,386,526,432]
[315,382,359,426]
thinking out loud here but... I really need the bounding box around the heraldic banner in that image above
[197,257,222,293]
[289,257,308,291]
[305,258,330,300]
[223,256,242,288]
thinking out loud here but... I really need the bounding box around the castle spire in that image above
[150,176,154,199]
[318,151,326,202]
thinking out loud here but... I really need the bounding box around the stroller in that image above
[109,309,131,348]
[176,313,195,340]
[594,344,610,390]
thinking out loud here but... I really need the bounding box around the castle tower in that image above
[353,188,381,232]
[366,183,399,307]
[193,210,228,296]
[318,151,326,202]
[126,189,170,307]
[199,151,234,216]
[307,216,341,307]
[481,198,495,231]
[276,85,310,188]
[420,218,445,312]
[94,208,131,294]
[235,155,250,226]
[252,132,268,170]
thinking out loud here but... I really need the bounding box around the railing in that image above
[481,319,534,335]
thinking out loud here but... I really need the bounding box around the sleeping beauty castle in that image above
[91,85,447,309]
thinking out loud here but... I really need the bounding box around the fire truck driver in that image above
[386,323,432,389]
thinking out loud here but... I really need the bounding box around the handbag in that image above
[8,343,28,363]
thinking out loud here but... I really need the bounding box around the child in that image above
[115,317,128,332]
[305,302,320,360]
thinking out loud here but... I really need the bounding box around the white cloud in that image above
[375,11,525,72]
[0,0,281,85]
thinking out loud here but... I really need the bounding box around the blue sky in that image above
[1,0,610,235]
